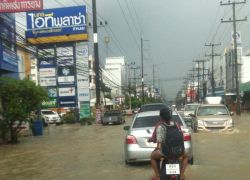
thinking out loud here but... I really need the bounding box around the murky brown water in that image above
[0,114,250,180]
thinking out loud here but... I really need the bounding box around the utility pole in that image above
[193,60,203,102]
[189,68,196,103]
[133,66,140,98]
[92,0,100,107]
[221,0,247,115]
[141,38,144,104]
[194,59,209,100]
[153,64,155,90]
[205,43,221,96]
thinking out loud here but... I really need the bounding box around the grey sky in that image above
[16,0,250,100]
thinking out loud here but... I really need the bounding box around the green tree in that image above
[0,78,48,143]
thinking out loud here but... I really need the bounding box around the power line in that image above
[117,0,140,50]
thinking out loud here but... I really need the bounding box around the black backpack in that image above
[161,122,185,158]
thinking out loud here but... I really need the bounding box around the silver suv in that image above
[192,104,233,132]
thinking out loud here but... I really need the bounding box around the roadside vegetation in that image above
[0,77,48,144]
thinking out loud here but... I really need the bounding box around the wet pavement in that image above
[0,114,250,180]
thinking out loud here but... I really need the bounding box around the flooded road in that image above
[0,114,250,180]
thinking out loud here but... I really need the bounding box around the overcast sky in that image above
[16,0,250,100]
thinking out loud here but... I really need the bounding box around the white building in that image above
[241,56,250,83]
[103,57,126,97]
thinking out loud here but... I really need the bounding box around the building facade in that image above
[103,57,125,97]
[0,13,18,78]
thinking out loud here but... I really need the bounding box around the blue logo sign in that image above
[26,6,87,39]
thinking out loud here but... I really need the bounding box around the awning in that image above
[90,98,113,107]
[240,81,250,92]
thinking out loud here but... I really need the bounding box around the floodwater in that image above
[0,114,250,180]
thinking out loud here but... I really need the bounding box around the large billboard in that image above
[26,6,88,44]
[0,0,43,13]
[0,13,18,72]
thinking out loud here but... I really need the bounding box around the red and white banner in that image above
[0,0,43,13]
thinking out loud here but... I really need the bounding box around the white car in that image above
[41,110,61,125]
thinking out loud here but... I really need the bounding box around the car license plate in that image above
[165,164,180,175]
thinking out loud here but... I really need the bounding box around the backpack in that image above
[161,122,185,158]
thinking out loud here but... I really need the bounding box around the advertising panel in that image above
[57,56,74,66]
[39,77,56,86]
[47,88,57,97]
[79,101,91,118]
[0,0,43,13]
[57,46,73,56]
[76,43,88,58]
[39,68,56,77]
[26,6,88,44]
[58,87,75,97]
[41,97,57,108]
[58,76,75,85]
[75,43,89,89]
[77,74,89,87]
[78,88,90,102]
[38,57,55,68]
[57,66,75,76]
[58,97,76,107]
[38,48,54,58]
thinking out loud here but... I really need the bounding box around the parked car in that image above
[41,109,61,125]
[102,110,125,125]
[123,110,193,165]
[139,103,168,112]
[191,104,233,132]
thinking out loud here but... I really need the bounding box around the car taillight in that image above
[170,175,178,179]
[183,133,191,141]
[126,135,137,144]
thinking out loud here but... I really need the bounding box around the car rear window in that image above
[104,111,121,116]
[132,114,183,128]
[140,104,167,112]
[133,115,160,128]
[197,106,229,116]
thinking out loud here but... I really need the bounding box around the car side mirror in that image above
[230,112,234,116]
[123,125,130,131]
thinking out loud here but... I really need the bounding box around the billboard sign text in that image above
[26,6,88,44]
[0,0,43,13]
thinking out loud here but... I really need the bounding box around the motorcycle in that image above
[157,157,181,180]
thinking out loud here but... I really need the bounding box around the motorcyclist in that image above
[148,108,188,180]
